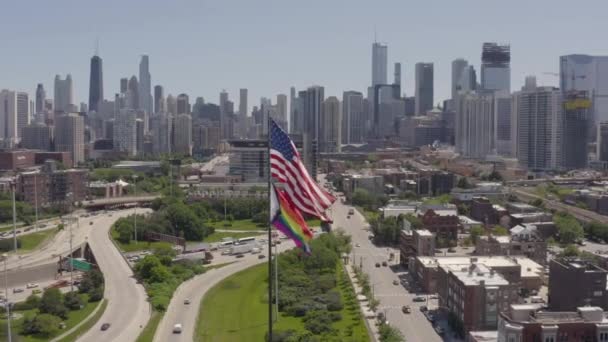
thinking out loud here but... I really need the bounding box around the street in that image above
[323,176,443,342]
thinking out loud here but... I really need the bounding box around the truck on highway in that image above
[348,208,354,215]
[229,244,256,255]
[251,247,261,254]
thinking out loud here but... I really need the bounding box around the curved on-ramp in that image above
[77,210,151,342]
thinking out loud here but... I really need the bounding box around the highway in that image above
[77,208,151,342]
[154,238,302,341]
[321,176,443,342]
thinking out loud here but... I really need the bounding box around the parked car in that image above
[419,305,428,312]
[401,305,411,314]
[100,323,111,331]
[413,296,426,302]
[392,280,399,286]
[12,288,24,294]
[382,261,388,267]
[375,263,381,268]
[235,254,245,258]
[26,283,38,289]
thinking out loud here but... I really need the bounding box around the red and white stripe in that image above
[270,149,335,221]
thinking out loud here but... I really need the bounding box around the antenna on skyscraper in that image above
[95,37,99,56]
[374,25,377,43]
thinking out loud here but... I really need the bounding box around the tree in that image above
[403,214,422,229]
[135,255,163,280]
[560,244,580,257]
[457,177,473,189]
[378,323,405,342]
[64,291,83,310]
[493,226,509,236]
[470,226,485,244]
[88,286,104,302]
[487,170,503,182]
[153,243,177,266]
[21,313,61,337]
[554,213,584,244]
[39,288,68,319]
[351,188,374,208]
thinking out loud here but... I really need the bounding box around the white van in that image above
[173,323,182,334]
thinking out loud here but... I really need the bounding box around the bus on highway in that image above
[220,241,235,248]
[237,237,256,245]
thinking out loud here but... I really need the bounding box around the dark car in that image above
[101,323,111,331]
[375,262,380,267]
[382,261,388,267]
[419,305,428,312]
[235,254,245,258]
[258,254,266,259]
[401,305,411,314]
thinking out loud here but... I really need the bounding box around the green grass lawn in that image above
[0,295,101,342]
[135,310,164,342]
[19,228,59,252]
[206,219,265,231]
[195,263,368,342]
[56,299,107,342]
[203,231,261,243]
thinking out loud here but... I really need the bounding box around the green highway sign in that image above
[69,258,92,271]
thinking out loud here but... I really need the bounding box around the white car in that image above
[26,283,38,289]
[173,323,183,334]
[355,243,361,247]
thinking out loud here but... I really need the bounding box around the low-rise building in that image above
[17,160,88,207]
[421,208,461,245]
[475,234,547,266]
[452,182,506,202]
[498,304,608,342]
[548,259,608,311]
[0,150,35,170]
[343,174,385,196]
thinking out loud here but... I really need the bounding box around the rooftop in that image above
[417,255,543,278]
[468,330,498,342]
[443,263,509,286]
[416,229,433,237]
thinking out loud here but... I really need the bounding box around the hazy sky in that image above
[2,0,608,110]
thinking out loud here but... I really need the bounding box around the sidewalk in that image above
[343,263,379,342]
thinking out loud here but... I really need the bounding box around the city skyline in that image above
[3,1,608,107]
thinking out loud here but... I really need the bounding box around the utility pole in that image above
[34,174,39,232]
[4,254,11,342]
[68,193,74,293]
[133,175,138,244]
[11,182,17,253]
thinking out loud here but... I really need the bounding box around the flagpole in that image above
[274,242,279,322]
[267,118,273,342]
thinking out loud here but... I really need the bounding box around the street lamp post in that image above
[11,182,17,253]
[66,193,74,293]
[133,175,138,244]
[3,253,11,342]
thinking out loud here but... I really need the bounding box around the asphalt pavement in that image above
[77,208,151,342]
[322,175,443,342]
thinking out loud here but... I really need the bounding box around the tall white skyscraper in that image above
[151,112,172,155]
[342,91,364,144]
[16,92,30,141]
[451,58,469,99]
[220,90,230,139]
[455,91,495,158]
[54,74,74,114]
[166,94,177,115]
[55,113,84,165]
[481,43,511,93]
[114,109,137,156]
[138,55,153,115]
[515,87,562,170]
[0,90,17,142]
[372,42,388,86]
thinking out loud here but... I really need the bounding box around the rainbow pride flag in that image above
[270,184,314,254]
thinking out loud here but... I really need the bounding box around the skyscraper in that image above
[113,109,137,156]
[88,54,103,113]
[451,58,468,99]
[138,55,152,114]
[166,94,177,115]
[220,90,229,139]
[154,85,165,114]
[321,96,341,153]
[176,93,190,114]
[455,91,495,158]
[127,76,139,110]
[394,62,401,86]
[516,87,562,171]
[55,113,85,165]
[560,54,608,140]
[16,92,30,140]
[0,90,17,142]
[415,63,434,115]
[342,91,364,144]
[173,113,192,155]
[303,86,324,178]
[35,84,46,114]
[276,94,287,125]
[239,89,248,118]
[372,42,388,86]
[54,74,74,114]
[120,78,128,94]
[150,112,172,155]
[481,43,511,92]
[21,123,52,151]
[289,87,296,132]
[562,92,590,169]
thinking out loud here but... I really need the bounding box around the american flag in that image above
[269,119,335,221]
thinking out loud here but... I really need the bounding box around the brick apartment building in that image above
[17,161,88,207]
[498,304,608,342]
[438,263,519,332]
[421,209,460,245]
[470,196,508,225]
[475,234,548,266]
[548,259,608,311]
[399,228,435,266]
